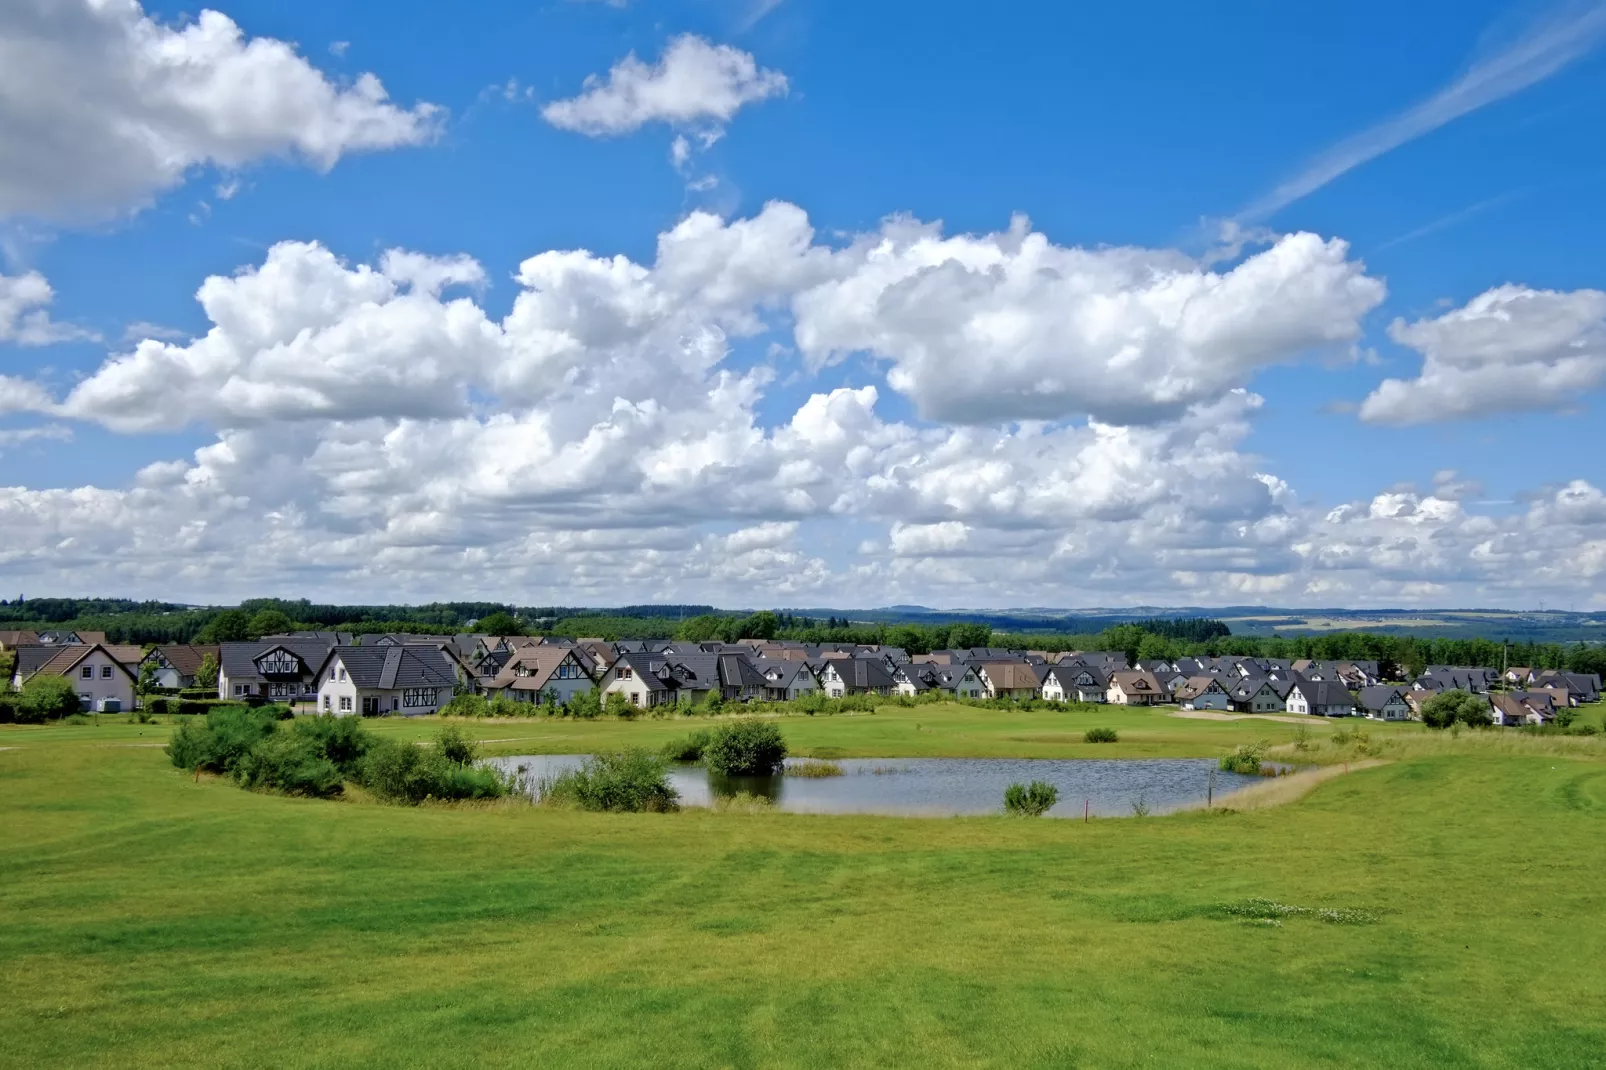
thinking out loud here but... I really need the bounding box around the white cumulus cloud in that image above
[0,0,441,220]
[0,269,94,345]
[1359,284,1606,423]
[541,34,787,136]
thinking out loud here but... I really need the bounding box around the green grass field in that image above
[4,703,1606,1068]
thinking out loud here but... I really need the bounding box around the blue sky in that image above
[2,0,1605,608]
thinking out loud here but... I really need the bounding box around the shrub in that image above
[14,676,82,724]
[661,729,713,762]
[703,719,787,776]
[434,723,478,766]
[178,687,219,700]
[1421,690,1492,729]
[1219,741,1268,774]
[177,699,233,716]
[1004,780,1059,816]
[605,692,635,719]
[564,689,603,719]
[233,732,344,797]
[291,714,371,774]
[358,739,507,805]
[145,697,171,715]
[542,749,679,812]
[166,704,282,774]
[0,692,15,724]
[1084,727,1119,743]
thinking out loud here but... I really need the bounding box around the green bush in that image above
[0,691,18,724]
[661,729,713,762]
[703,719,787,776]
[605,691,634,719]
[166,704,281,774]
[434,723,478,765]
[178,687,219,700]
[291,714,371,774]
[440,693,533,718]
[358,739,507,805]
[542,749,680,812]
[177,698,233,715]
[232,732,344,797]
[1219,741,1268,774]
[145,697,171,715]
[14,676,83,724]
[1084,727,1119,743]
[1420,690,1492,729]
[564,689,603,719]
[1004,780,1059,816]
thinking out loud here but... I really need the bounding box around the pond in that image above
[487,755,1269,817]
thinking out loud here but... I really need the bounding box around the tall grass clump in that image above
[542,748,680,812]
[786,759,844,777]
[1219,740,1268,774]
[703,719,787,776]
[1004,780,1059,816]
[1084,727,1118,743]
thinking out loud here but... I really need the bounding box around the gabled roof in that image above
[143,644,219,676]
[1292,680,1356,707]
[718,653,769,690]
[319,645,456,691]
[489,647,594,692]
[822,657,896,689]
[219,639,336,682]
[1356,685,1406,711]
[17,643,139,684]
[1109,670,1166,694]
[975,660,1041,691]
[1173,675,1227,700]
[1044,663,1107,689]
[0,630,39,648]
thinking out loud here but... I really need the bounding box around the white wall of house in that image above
[61,650,135,711]
[317,661,360,715]
[1365,699,1411,721]
[1182,690,1230,711]
[601,665,664,707]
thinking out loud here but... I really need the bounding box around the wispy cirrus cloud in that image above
[1242,2,1606,220]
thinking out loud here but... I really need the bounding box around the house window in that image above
[339,696,353,712]
[102,665,114,679]
[630,693,640,706]
[618,667,633,679]
[322,695,331,712]
[235,683,248,696]
[403,688,436,708]
[363,696,380,715]
[338,667,347,682]
[81,665,94,679]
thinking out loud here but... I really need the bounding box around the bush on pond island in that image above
[703,719,788,776]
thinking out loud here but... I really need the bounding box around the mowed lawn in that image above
[3,706,1606,1068]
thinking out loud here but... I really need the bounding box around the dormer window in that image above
[619,667,633,680]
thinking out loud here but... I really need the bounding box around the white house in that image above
[1287,680,1358,718]
[1355,686,1412,721]
[893,662,985,699]
[1106,670,1168,706]
[14,643,137,712]
[1172,676,1231,711]
[1040,664,1108,704]
[314,646,457,717]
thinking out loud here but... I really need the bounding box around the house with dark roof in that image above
[1287,680,1358,717]
[894,661,985,700]
[314,645,458,716]
[1491,691,1555,726]
[819,657,895,697]
[1356,685,1411,721]
[754,658,821,701]
[217,639,336,703]
[36,630,108,646]
[1226,677,1285,714]
[1040,663,1107,704]
[140,644,220,690]
[1534,671,1601,705]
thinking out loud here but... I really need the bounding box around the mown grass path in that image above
[3,705,1605,1067]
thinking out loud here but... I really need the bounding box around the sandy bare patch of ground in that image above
[1168,710,1316,725]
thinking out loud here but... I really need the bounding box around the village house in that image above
[1355,685,1412,721]
[140,644,220,690]
[1226,677,1286,714]
[1173,676,1231,711]
[1287,680,1358,717]
[753,659,821,701]
[1106,670,1168,706]
[12,643,137,712]
[818,657,896,697]
[217,640,333,704]
[0,630,40,652]
[314,645,458,716]
[484,647,596,706]
[1490,691,1554,727]
[1534,671,1601,705]
[974,660,1042,700]
[893,661,985,699]
[1039,664,1108,704]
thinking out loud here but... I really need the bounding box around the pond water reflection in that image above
[489,755,1267,817]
